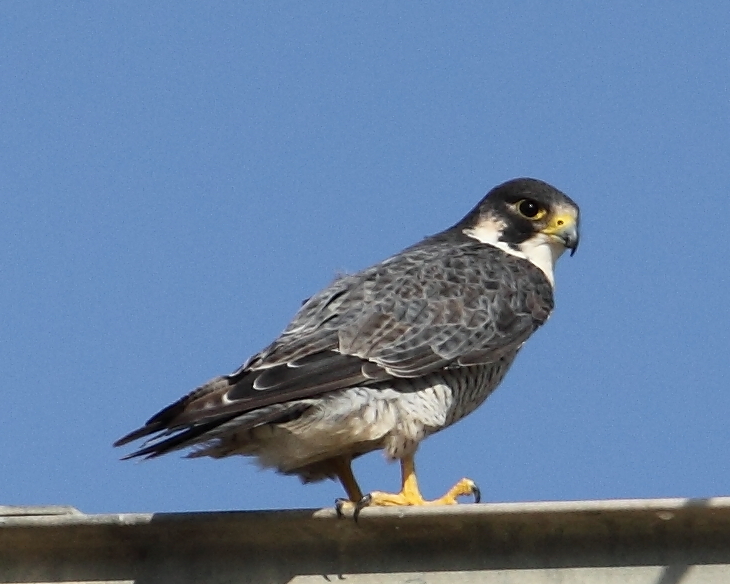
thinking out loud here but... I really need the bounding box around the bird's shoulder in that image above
[303,233,553,319]
[247,233,554,371]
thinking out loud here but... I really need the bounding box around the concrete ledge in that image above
[0,506,81,517]
[1,497,729,583]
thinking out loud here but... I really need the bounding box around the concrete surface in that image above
[1,497,729,583]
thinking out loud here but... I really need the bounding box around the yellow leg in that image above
[364,454,479,507]
[332,456,363,502]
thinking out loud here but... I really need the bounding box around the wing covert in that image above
[116,240,554,454]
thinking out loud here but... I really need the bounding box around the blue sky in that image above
[2,2,729,514]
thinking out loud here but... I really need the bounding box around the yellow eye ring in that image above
[516,199,547,220]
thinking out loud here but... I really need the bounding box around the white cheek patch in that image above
[462,221,506,247]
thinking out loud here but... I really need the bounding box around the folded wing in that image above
[115,241,553,458]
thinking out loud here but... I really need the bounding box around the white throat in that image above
[463,225,564,286]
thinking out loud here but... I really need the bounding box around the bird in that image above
[115,177,580,514]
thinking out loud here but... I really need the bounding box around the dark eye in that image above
[518,199,542,218]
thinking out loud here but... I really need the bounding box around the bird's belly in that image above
[246,362,512,474]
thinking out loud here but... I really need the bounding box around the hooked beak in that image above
[542,214,580,256]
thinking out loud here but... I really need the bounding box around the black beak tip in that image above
[568,239,579,256]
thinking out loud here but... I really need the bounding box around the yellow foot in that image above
[351,478,480,521]
[333,455,481,521]
[368,477,480,506]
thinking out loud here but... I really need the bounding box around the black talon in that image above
[334,498,349,518]
[472,483,481,504]
[353,494,372,522]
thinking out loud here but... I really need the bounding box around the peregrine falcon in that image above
[116,178,580,513]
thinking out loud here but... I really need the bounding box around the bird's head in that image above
[460,178,580,283]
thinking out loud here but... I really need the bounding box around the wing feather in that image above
[116,240,554,456]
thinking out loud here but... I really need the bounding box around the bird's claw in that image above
[334,498,352,519]
[353,494,372,522]
[333,495,372,522]
[438,477,481,505]
[472,483,481,504]
[335,470,480,521]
